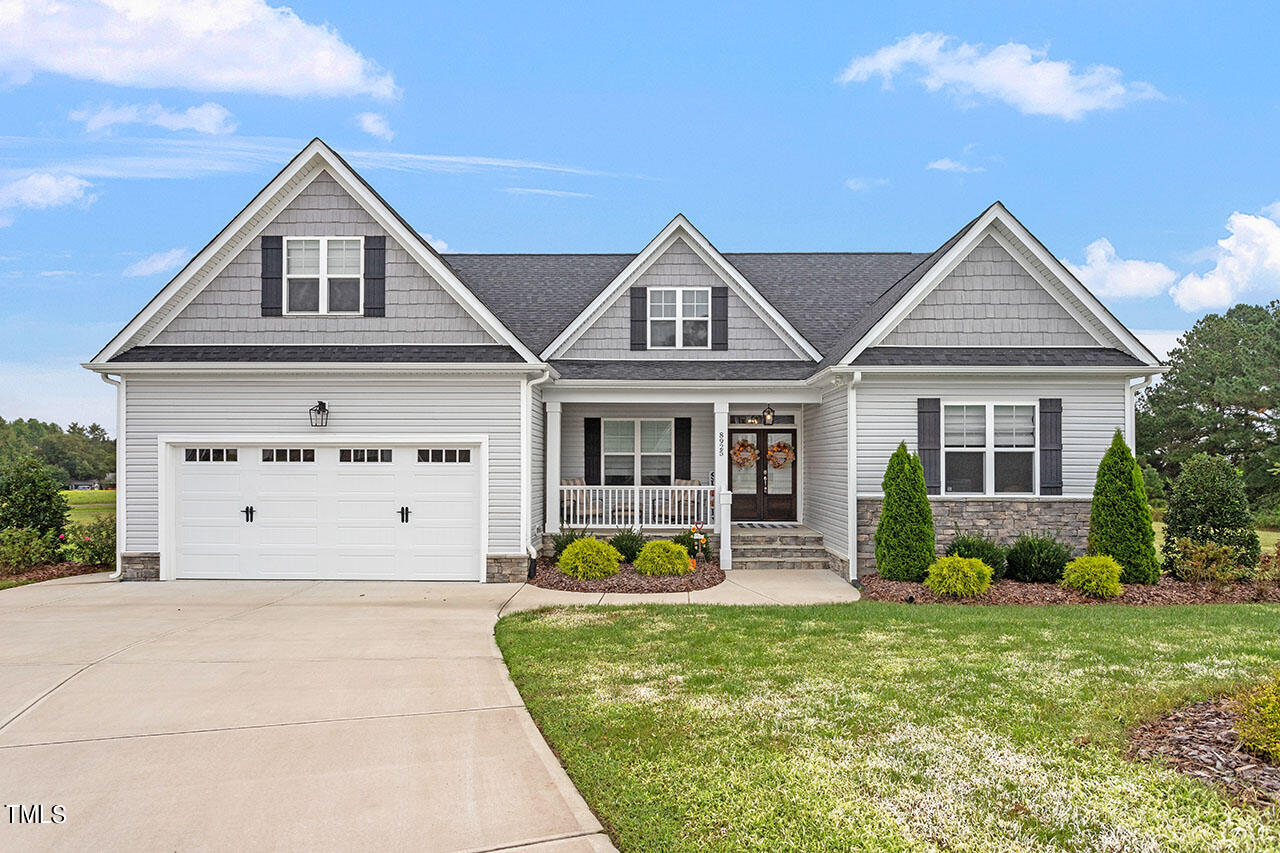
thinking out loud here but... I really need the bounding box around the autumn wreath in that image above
[767,440,796,469]
[730,437,759,468]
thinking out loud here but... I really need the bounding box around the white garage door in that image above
[174,443,482,580]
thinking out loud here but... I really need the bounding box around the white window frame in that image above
[283,236,364,316]
[941,401,1038,497]
[601,418,675,486]
[647,287,711,349]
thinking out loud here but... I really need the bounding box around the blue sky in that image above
[3,1,1279,431]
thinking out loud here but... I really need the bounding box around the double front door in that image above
[729,429,797,521]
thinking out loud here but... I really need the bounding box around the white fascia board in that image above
[850,365,1167,376]
[82,361,549,375]
[544,383,824,404]
[541,214,821,361]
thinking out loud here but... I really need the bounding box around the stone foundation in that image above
[486,554,531,583]
[539,531,720,559]
[856,498,1092,574]
[120,552,160,581]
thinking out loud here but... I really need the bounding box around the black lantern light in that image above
[762,405,775,426]
[309,400,329,427]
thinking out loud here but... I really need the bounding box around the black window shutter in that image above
[711,286,728,350]
[1039,398,1063,495]
[363,236,386,317]
[629,287,647,350]
[917,398,941,495]
[584,418,602,485]
[260,235,282,316]
[674,418,692,480]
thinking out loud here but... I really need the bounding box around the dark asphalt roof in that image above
[549,360,818,381]
[850,347,1148,367]
[110,345,525,363]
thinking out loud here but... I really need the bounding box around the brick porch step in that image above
[730,525,830,571]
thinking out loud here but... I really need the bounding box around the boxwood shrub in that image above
[923,556,993,598]
[634,540,692,576]
[944,532,1007,580]
[558,537,622,580]
[1061,555,1124,599]
[1005,534,1071,583]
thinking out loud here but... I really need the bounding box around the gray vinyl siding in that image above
[802,384,849,556]
[558,404,715,485]
[152,170,495,346]
[561,239,805,360]
[529,380,545,542]
[122,374,524,553]
[880,235,1100,347]
[854,374,1128,496]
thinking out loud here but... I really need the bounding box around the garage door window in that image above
[339,448,393,463]
[184,448,238,462]
[262,448,315,463]
[418,448,472,463]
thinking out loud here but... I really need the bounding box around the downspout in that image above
[100,373,124,580]
[1125,374,1155,452]
[525,369,554,574]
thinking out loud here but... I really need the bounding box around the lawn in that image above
[60,489,116,523]
[1153,521,1279,554]
[497,604,1280,852]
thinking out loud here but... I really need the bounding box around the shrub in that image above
[1088,431,1160,584]
[63,515,116,566]
[922,556,992,598]
[1142,465,1166,502]
[1061,555,1124,599]
[557,537,622,580]
[634,540,693,576]
[1258,542,1280,596]
[671,528,709,560]
[944,531,1007,580]
[1236,674,1280,763]
[1169,538,1250,585]
[1005,534,1071,583]
[550,527,587,559]
[608,528,645,563]
[1162,453,1261,572]
[874,442,935,582]
[0,528,60,574]
[0,456,69,537]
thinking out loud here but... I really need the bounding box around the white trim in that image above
[282,236,364,316]
[647,286,711,350]
[157,433,490,582]
[542,215,821,361]
[846,374,859,581]
[940,401,1038,498]
[544,400,562,534]
[834,365,1166,376]
[92,139,541,365]
[545,385,824,404]
[100,373,125,579]
[84,362,547,375]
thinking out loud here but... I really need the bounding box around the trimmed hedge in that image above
[558,538,622,580]
[1061,555,1124,599]
[1088,431,1159,584]
[1162,453,1261,572]
[923,556,993,598]
[1005,534,1071,583]
[945,532,1007,580]
[874,442,935,582]
[634,540,693,576]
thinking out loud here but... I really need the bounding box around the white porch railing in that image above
[558,485,716,530]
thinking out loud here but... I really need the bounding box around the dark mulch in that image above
[1128,697,1280,810]
[859,573,1280,606]
[530,555,725,593]
[1,562,108,587]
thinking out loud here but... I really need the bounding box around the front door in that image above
[728,429,797,521]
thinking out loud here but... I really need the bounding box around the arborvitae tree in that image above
[1088,430,1159,584]
[874,442,935,581]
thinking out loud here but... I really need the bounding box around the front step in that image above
[730,525,831,571]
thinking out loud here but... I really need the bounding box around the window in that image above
[184,448,238,463]
[648,287,710,348]
[417,448,471,463]
[338,448,393,463]
[943,403,1037,495]
[285,237,362,315]
[262,448,315,463]
[602,419,673,485]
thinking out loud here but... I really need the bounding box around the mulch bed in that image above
[1128,697,1280,810]
[530,555,725,593]
[2,562,108,587]
[859,574,1280,606]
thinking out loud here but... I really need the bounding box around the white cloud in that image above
[926,158,984,173]
[355,112,394,141]
[71,102,237,135]
[347,150,609,177]
[1132,329,1184,363]
[838,32,1161,120]
[501,187,593,198]
[1170,211,1280,311]
[123,247,189,277]
[0,173,94,225]
[844,177,889,191]
[1063,238,1176,299]
[0,0,397,99]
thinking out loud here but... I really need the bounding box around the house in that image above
[85,139,1163,582]
[69,479,100,491]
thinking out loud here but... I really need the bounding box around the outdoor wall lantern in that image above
[309,401,329,427]
[762,405,775,426]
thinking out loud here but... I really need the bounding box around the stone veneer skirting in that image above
[120,552,160,581]
[486,554,531,583]
[855,497,1092,574]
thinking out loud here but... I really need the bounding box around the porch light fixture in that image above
[308,401,329,427]
[762,405,775,426]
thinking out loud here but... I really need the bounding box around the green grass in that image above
[1154,521,1280,554]
[60,489,116,506]
[68,506,115,523]
[498,604,1280,852]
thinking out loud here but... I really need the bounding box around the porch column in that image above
[714,401,731,569]
[545,401,562,534]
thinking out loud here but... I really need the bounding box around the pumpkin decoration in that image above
[730,437,758,468]
[767,440,796,469]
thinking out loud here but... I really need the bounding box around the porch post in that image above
[545,401,562,534]
[714,401,731,569]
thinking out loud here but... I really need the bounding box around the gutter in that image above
[99,373,124,580]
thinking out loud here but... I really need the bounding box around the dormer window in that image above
[285,237,363,314]
[648,287,710,348]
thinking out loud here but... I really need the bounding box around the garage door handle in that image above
[398,506,411,523]
[241,505,255,522]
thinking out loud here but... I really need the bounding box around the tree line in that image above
[0,417,115,488]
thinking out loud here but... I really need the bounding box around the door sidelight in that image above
[241,505,255,522]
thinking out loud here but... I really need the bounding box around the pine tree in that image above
[1088,431,1159,584]
[874,442,935,581]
